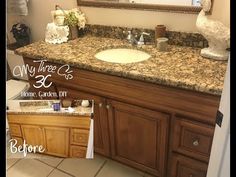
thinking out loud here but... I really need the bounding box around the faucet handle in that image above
[126,30,132,40]
[138,32,150,45]
[141,32,150,36]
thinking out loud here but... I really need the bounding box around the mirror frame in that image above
[77,0,214,14]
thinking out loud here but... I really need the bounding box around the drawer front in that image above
[71,129,89,146]
[9,124,22,137]
[70,145,87,158]
[170,153,208,177]
[172,117,214,162]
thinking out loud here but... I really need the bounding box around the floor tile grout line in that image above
[46,168,56,177]
[34,158,75,177]
[34,158,60,169]
[55,158,65,168]
[54,158,77,177]
[94,159,108,177]
[54,167,76,177]
[6,158,23,171]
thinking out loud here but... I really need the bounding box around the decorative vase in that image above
[68,26,78,40]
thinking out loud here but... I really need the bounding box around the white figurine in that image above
[196,0,230,60]
[81,100,90,107]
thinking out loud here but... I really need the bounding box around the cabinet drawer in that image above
[170,153,208,177]
[70,129,89,146]
[9,124,22,137]
[70,145,87,158]
[172,117,214,162]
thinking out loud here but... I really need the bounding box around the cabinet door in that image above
[21,125,45,147]
[107,100,170,177]
[56,86,110,157]
[43,126,69,157]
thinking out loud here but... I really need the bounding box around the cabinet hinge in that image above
[216,110,223,127]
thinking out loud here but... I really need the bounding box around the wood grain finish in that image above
[170,153,208,177]
[22,57,220,176]
[21,125,45,147]
[8,123,22,137]
[56,86,111,157]
[71,128,89,146]
[70,145,87,158]
[7,114,90,129]
[44,127,69,157]
[8,114,91,158]
[23,58,219,125]
[172,117,214,162]
[107,100,169,177]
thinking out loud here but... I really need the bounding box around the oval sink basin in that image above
[95,48,151,64]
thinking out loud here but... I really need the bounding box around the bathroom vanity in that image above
[15,35,227,177]
[7,101,93,158]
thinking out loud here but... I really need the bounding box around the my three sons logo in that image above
[13,59,73,98]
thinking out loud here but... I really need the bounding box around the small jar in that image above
[155,25,166,39]
[156,37,169,51]
[52,101,61,111]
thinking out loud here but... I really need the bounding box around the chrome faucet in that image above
[126,30,138,45]
[137,32,150,45]
[125,30,150,46]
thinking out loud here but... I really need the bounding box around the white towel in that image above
[7,0,29,16]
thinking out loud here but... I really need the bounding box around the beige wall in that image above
[7,0,230,43]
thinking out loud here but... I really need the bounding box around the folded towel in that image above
[7,0,29,16]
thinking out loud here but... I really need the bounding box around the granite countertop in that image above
[7,100,93,116]
[15,35,228,96]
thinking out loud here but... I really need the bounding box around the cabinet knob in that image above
[193,140,199,146]
[106,105,110,109]
[98,103,103,107]
[189,174,193,177]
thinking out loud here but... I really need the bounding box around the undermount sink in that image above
[94,48,151,64]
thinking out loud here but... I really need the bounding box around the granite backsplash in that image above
[83,24,208,48]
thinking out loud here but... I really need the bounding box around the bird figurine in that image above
[196,0,230,60]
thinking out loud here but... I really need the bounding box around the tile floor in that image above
[7,150,155,177]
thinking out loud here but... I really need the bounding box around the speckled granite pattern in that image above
[15,35,227,96]
[7,100,93,116]
[84,24,208,48]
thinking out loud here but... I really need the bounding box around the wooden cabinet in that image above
[8,114,91,158]
[8,123,23,147]
[70,145,87,158]
[21,125,69,157]
[172,117,214,162]
[9,123,22,137]
[44,127,69,157]
[107,100,169,177]
[21,125,45,147]
[22,57,220,176]
[170,153,208,177]
[71,128,89,146]
[57,86,110,157]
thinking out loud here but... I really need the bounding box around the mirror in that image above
[77,0,213,13]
